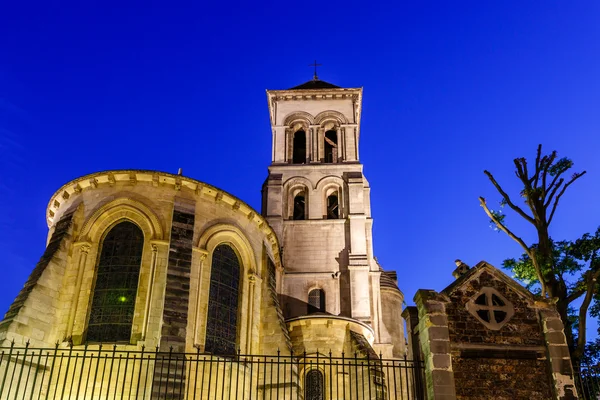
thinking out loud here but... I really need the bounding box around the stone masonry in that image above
[407,261,578,400]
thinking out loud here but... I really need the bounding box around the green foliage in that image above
[502,230,600,358]
[549,157,574,176]
[502,240,582,294]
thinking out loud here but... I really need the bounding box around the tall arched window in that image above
[292,130,306,164]
[87,221,143,343]
[326,193,339,219]
[308,289,325,314]
[324,130,337,163]
[305,370,324,400]
[293,193,306,220]
[205,244,241,355]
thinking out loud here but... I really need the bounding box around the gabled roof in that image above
[288,79,341,90]
[441,261,537,302]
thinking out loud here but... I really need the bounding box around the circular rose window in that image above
[465,287,514,330]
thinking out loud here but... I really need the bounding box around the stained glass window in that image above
[305,370,324,400]
[87,221,143,343]
[308,289,325,314]
[205,244,241,355]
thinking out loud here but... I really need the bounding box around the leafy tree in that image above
[479,144,594,360]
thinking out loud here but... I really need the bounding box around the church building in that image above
[0,76,409,399]
[0,75,584,400]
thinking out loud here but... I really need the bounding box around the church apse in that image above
[0,77,421,400]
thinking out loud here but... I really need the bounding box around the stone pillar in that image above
[273,126,286,163]
[402,306,422,362]
[540,308,578,399]
[152,198,195,399]
[66,243,90,341]
[306,127,314,164]
[414,290,456,400]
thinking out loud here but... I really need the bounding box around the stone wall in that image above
[446,269,553,399]
[0,210,76,346]
[408,261,578,400]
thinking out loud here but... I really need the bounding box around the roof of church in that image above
[380,270,400,290]
[288,78,341,90]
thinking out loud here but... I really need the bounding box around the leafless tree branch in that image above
[479,196,547,297]
[483,171,536,225]
[548,171,587,225]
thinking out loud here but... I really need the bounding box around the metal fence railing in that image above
[0,342,425,400]
[574,363,600,399]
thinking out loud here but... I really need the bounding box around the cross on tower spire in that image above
[309,60,322,80]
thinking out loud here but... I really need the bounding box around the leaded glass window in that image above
[308,289,325,314]
[205,244,241,355]
[305,370,324,400]
[87,221,143,343]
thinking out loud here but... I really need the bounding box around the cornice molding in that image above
[46,170,283,271]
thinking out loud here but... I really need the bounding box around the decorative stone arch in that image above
[283,176,313,220]
[314,111,347,163]
[79,197,164,243]
[283,111,315,127]
[195,223,259,354]
[316,176,345,219]
[314,110,348,125]
[300,362,327,400]
[70,197,164,346]
[283,112,313,164]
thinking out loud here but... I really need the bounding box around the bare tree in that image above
[479,144,590,358]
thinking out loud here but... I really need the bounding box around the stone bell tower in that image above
[262,76,382,330]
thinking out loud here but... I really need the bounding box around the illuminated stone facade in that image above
[0,78,407,398]
[262,80,405,359]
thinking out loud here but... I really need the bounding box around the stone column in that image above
[316,127,323,161]
[414,290,456,400]
[152,199,196,399]
[402,306,421,362]
[336,127,343,162]
[66,243,90,342]
[540,307,578,399]
[141,243,159,341]
[307,127,313,162]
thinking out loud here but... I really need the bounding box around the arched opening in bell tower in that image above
[324,130,338,163]
[292,130,306,164]
[326,193,339,219]
[293,193,306,220]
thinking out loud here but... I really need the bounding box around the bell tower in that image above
[262,76,381,328]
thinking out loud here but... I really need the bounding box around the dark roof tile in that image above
[288,79,341,90]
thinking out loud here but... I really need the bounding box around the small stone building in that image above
[405,261,578,400]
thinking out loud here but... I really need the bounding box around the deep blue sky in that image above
[1,2,599,335]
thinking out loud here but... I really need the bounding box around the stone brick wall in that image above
[409,262,578,400]
[152,200,195,399]
[445,271,544,347]
[446,270,553,399]
[160,200,195,352]
[0,210,75,346]
[452,356,552,399]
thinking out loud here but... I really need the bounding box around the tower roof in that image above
[288,78,341,90]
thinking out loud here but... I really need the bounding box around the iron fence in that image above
[574,363,600,399]
[0,342,425,400]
